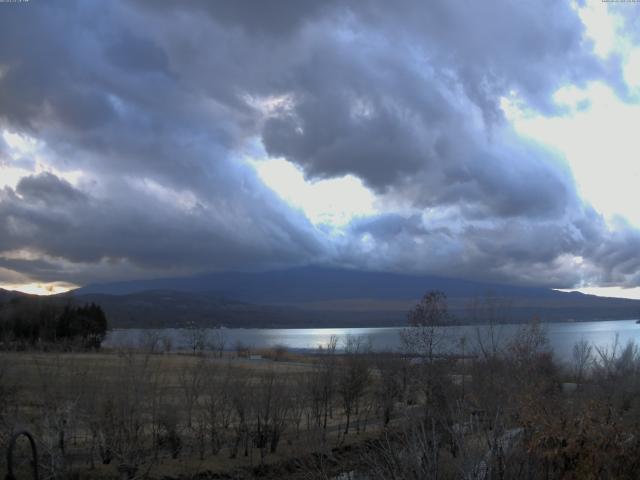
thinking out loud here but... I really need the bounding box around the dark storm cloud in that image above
[137,0,343,36]
[0,0,638,288]
[341,207,596,288]
[341,203,640,289]
[105,31,170,75]
[251,0,608,224]
[385,134,580,220]
[0,171,324,283]
[0,1,327,281]
[16,173,86,205]
[362,1,609,116]
[581,219,640,287]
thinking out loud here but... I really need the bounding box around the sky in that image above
[2,1,640,298]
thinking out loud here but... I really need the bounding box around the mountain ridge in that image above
[72,266,598,302]
[59,267,640,328]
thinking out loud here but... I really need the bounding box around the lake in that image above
[104,319,640,363]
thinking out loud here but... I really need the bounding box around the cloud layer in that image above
[0,0,638,289]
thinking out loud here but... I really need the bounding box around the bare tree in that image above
[271,344,289,362]
[203,363,235,455]
[294,430,339,480]
[178,356,207,430]
[572,337,593,386]
[468,294,509,361]
[289,372,310,437]
[235,340,250,358]
[374,354,405,427]
[507,319,550,369]
[309,335,338,435]
[32,354,90,478]
[592,333,622,379]
[157,403,182,460]
[251,370,291,462]
[229,374,250,459]
[504,319,558,403]
[338,336,371,435]
[161,334,173,353]
[95,352,156,478]
[401,290,452,363]
[0,356,18,451]
[139,330,161,354]
[401,291,455,418]
[363,418,442,480]
[208,325,225,358]
[182,322,208,355]
[146,358,169,461]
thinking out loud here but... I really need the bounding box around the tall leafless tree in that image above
[338,336,371,435]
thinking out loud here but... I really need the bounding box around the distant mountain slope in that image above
[0,288,31,301]
[74,266,578,302]
[65,267,640,328]
[63,289,402,329]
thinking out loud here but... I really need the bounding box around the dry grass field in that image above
[0,347,395,479]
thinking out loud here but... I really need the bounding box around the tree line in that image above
[0,297,108,350]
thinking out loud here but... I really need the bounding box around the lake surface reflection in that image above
[104,319,640,363]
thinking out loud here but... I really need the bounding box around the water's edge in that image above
[104,319,640,362]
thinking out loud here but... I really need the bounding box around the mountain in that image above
[74,266,575,302]
[66,267,640,328]
[0,288,31,301]
[60,289,403,329]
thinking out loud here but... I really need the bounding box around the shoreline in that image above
[106,317,640,331]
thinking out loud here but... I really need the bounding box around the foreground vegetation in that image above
[3,293,640,479]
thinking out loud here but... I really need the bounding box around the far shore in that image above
[106,316,640,330]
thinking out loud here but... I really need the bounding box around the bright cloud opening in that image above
[577,0,618,58]
[1,129,84,189]
[503,82,640,227]
[250,158,377,229]
[0,282,78,296]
